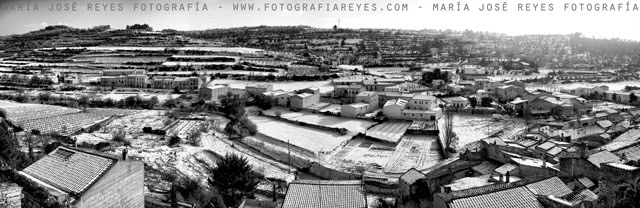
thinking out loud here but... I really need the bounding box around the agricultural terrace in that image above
[249,116,353,153]
[165,120,205,139]
[69,56,169,64]
[0,100,80,123]
[208,79,334,93]
[263,108,377,134]
[18,108,141,134]
[365,121,413,143]
[39,46,265,54]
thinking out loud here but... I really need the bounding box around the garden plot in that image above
[452,114,525,147]
[263,108,377,134]
[249,116,353,153]
[335,138,396,170]
[383,135,442,173]
[365,121,413,143]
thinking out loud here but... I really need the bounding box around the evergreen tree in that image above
[208,154,262,207]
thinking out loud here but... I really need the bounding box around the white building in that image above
[450,97,469,108]
[406,95,437,111]
[383,99,408,119]
[341,103,370,118]
[199,85,229,101]
[290,87,320,109]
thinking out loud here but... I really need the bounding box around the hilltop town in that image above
[0,24,639,208]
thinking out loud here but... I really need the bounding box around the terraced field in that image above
[165,120,205,139]
[2,103,81,123]
[0,101,142,134]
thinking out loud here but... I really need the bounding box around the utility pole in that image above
[288,139,291,175]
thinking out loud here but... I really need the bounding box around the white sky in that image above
[1,0,639,40]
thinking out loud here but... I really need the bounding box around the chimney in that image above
[442,186,452,194]
[122,148,128,161]
[505,171,510,183]
[272,182,277,202]
[579,142,588,158]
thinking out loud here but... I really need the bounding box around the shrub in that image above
[142,127,153,133]
[274,110,282,117]
[190,130,202,146]
[168,136,181,147]
[112,133,130,146]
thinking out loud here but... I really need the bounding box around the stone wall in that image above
[0,183,22,208]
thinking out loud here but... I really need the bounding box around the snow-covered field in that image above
[384,135,442,173]
[332,135,442,174]
[452,114,525,147]
[249,116,353,153]
[209,79,334,93]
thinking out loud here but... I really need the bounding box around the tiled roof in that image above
[613,142,640,161]
[561,188,598,204]
[587,151,622,168]
[472,161,502,175]
[451,96,468,102]
[525,177,572,197]
[494,163,517,175]
[412,94,436,101]
[482,137,506,146]
[440,176,576,208]
[281,180,366,208]
[547,146,565,156]
[596,120,613,129]
[436,176,546,200]
[611,129,640,143]
[449,187,543,208]
[423,159,480,179]
[536,142,555,151]
[21,146,117,196]
[399,168,426,184]
[577,177,595,189]
[603,162,640,171]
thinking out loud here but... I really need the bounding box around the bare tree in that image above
[523,104,532,134]
[443,107,457,157]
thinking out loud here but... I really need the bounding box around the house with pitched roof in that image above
[246,84,273,96]
[399,168,427,199]
[281,180,366,208]
[450,97,469,108]
[434,176,595,208]
[19,146,144,208]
